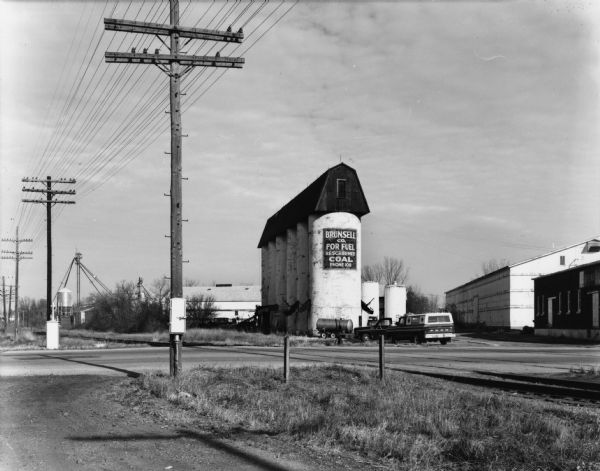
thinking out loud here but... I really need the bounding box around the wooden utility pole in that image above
[1,227,33,339]
[22,177,76,321]
[1,276,5,330]
[104,0,244,377]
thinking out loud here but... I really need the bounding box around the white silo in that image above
[384,283,407,323]
[261,246,269,306]
[285,228,298,333]
[310,213,361,332]
[295,221,309,333]
[267,240,276,305]
[361,281,379,325]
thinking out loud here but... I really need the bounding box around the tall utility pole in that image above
[22,177,76,321]
[1,276,5,330]
[1,227,33,339]
[104,0,244,376]
[1,276,13,331]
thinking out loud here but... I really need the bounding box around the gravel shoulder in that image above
[0,375,376,471]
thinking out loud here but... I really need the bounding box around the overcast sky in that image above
[1,0,599,302]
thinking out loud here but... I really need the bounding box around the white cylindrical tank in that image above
[310,213,361,333]
[57,288,73,308]
[285,228,298,333]
[296,221,309,333]
[384,284,407,323]
[361,281,379,325]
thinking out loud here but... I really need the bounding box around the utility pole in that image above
[22,177,76,321]
[104,0,244,377]
[1,227,33,339]
[1,276,5,331]
[1,276,13,331]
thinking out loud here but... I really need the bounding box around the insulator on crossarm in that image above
[227,25,232,32]
[131,47,136,53]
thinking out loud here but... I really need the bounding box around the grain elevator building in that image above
[258,163,370,335]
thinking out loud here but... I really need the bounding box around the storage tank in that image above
[384,283,406,323]
[310,213,361,332]
[361,281,379,324]
[57,288,73,308]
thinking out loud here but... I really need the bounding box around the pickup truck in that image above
[354,313,455,345]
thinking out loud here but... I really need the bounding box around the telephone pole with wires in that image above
[22,176,76,322]
[1,276,15,332]
[1,227,33,339]
[104,0,244,377]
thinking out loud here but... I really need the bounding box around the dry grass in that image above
[66,328,340,347]
[140,365,600,471]
[0,330,136,351]
[569,365,600,378]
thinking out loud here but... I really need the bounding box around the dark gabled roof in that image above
[257,163,370,247]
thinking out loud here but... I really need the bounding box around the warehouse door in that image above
[547,297,555,327]
[592,292,599,328]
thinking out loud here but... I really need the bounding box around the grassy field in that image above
[140,365,600,471]
[0,330,137,351]
[65,328,340,347]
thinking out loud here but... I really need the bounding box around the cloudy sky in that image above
[1,0,599,302]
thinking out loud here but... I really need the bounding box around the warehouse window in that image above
[559,255,565,265]
[558,292,562,315]
[577,289,582,313]
[336,179,347,199]
[566,290,571,315]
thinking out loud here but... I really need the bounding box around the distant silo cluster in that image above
[258,163,370,335]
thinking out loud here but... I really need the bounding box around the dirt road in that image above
[0,375,366,471]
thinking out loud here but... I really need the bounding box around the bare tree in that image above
[150,276,170,303]
[380,256,409,285]
[362,257,409,285]
[481,258,510,275]
[183,278,201,287]
[361,264,383,283]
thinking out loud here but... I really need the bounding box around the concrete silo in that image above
[257,163,370,335]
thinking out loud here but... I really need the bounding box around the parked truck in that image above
[354,312,455,345]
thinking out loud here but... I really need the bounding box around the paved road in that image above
[2,337,599,377]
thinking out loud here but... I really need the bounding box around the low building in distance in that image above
[445,238,600,330]
[183,284,260,325]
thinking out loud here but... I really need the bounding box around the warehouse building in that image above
[445,238,600,329]
[183,284,260,323]
[534,260,600,340]
[258,163,370,334]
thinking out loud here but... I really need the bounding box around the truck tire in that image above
[320,332,327,339]
[440,339,450,345]
[330,333,337,339]
[361,333,370,342]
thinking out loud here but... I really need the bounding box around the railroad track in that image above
[390,367,600,404]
